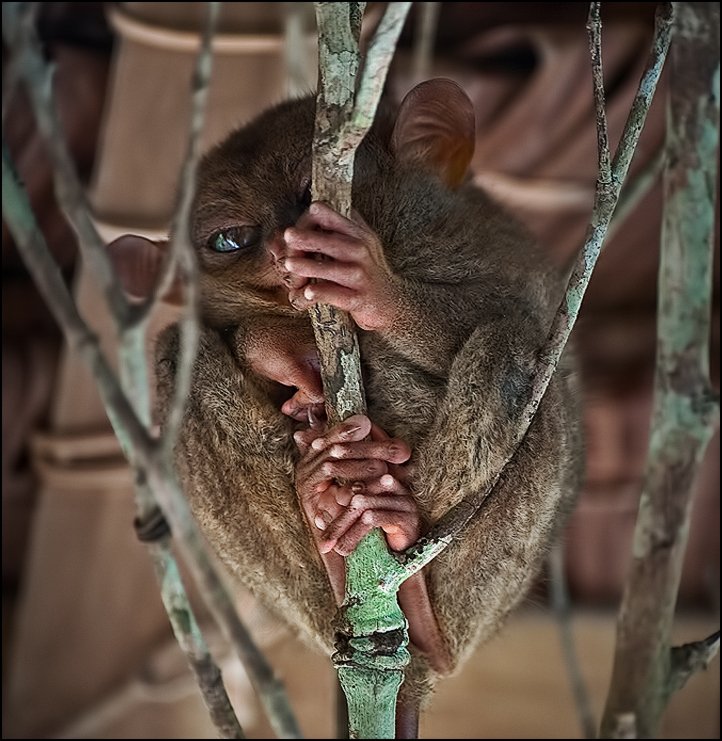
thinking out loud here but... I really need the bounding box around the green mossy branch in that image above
[600,3,720,737]
[310,3,412,738]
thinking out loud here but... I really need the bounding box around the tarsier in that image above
[110,79,583,738]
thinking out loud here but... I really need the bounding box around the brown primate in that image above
[109,79,583,738]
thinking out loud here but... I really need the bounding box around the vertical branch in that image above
[156,2,216,457]
[311,3,412,738]
[310,1,367,425]
[600,2,720,737]
[587,2,611,185]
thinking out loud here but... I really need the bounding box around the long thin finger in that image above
[318,507,363,553]
[325,439,411,465]
[332,519,374,557]
[289,282,360,313]
[310,415,371,451]
[356,510,421,552]
[284,229,361,262]
[318,458,388,485]
[348,492,416,513]
[305,201,367,240]
[284,256,365,290]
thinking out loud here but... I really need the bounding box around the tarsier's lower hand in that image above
[294,414,421,556]
[282,202,403,332]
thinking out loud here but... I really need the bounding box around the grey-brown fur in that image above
[155,90,584,708]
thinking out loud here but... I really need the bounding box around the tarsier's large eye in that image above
[209,225,262,253]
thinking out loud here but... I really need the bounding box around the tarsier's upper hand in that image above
[293,414,421,556]
[282,202,402,332]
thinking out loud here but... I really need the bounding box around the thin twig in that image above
[587,2,612,187]
[147,536,246,738]
[1,1,40,124]
[389,2,674,584]
[157,1,218,458]
[668,631,721,696]
[344,2,413,149]
[548,543,596,740]
[119,323,244,739]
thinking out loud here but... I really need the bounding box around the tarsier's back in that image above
[139,79,584,731]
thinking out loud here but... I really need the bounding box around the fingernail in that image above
[381,474,395,487]
[293,431,304,446]
[350,481,365,494]
[304,286,315,300]
[311,438,325,451]
[314,515,327,530]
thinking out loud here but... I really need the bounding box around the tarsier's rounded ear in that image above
[391,78,476,189]
[107,234,184,305]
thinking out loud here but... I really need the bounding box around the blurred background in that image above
[2,2,719,738]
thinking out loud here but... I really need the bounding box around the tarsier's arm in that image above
[285,202,465,377]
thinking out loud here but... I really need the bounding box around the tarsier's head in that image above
[108,78,475,328]
[107,78,474,419]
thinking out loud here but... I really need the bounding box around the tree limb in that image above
[311,3,412,738]
[600,3,720,736]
